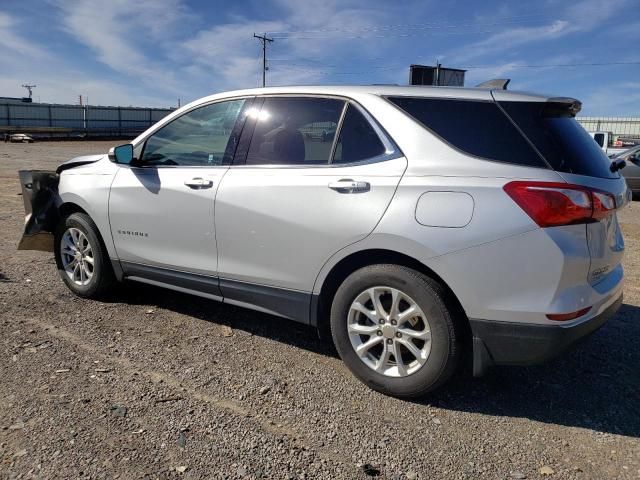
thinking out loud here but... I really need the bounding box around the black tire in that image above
[330,264,462,398]
[54,212,115,299]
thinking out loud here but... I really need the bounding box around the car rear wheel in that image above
[54,213,115,298]
[330,264,462,398]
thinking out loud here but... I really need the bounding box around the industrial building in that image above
[0,97,173,138]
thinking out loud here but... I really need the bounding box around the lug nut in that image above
[379,319,385,325]
[377,330,383,336]
[386,339,393,344]
[391,319,397,326]
[396,332,402,338]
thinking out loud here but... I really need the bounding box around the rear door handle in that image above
[184,177,214,189]
[328,179,370,193]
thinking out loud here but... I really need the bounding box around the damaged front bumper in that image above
[17,170,60,252]
[17,154,103,252]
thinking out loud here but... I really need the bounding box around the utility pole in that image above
[22,84,36,99]
[253,33,273,87]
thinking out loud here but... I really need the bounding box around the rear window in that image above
[387,97,546,168]
[499,101,618,179]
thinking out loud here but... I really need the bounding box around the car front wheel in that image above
[54,213,115,298]
[330,264,462,398]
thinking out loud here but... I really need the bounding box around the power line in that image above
[466,61,640,69]
[253,33,274,87]
[269,13,548,36]
[268,60,640,77]
[268,10,622,41]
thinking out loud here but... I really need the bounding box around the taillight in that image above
[503,181,616,227]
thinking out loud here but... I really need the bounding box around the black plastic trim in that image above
[110,259,124,282]
[121,261,222,297]
[120,262,311,324]
[470,294,623,376]
[219,278,311,324]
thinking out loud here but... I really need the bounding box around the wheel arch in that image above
[58,201,89,218]
[312,248,471,344]
[57,201,123,280]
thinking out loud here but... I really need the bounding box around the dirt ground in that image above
[0,141,639,480]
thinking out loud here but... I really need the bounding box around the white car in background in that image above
[9,133,35,143]
[588,131,631,157]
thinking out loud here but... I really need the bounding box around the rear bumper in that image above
[470,293,623,376]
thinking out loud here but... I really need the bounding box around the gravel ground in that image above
[1,141,639,480]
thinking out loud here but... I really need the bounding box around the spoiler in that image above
[476,79,510,90]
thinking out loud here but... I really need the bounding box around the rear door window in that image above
[499,101,618,179]
[244,97,345,165]
[387,97,547,168]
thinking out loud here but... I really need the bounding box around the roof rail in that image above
[475,79,510,90]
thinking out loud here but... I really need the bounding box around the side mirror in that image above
[108,144,134,164]
[629,154,640,165]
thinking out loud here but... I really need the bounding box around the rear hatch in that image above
[495,94,629,285]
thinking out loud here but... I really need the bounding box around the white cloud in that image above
[53,0,195,96]
[180,0,388,89]
[581,82,640,116]
[448,20,573,64]
[445,0,634,65]
[0,11,46,59]
[181,20,286,90]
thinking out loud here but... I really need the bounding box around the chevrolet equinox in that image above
[18,85,629,397]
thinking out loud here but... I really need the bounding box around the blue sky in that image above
[1,0,639,115]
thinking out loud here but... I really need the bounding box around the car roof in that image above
[187,84,555,108]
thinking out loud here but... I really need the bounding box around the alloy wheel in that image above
[60,228,94,286]
[347,286,432,377]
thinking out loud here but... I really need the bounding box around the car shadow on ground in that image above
[112,283,640,439]
[431,302,640,439]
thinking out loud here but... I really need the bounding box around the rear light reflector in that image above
[546,306,591,321]
[503,181,616,227]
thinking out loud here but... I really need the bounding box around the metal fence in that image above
[0,101,174,137]
[577,117,640,138]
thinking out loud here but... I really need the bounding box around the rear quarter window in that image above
[387,96,547,168]
[499,101,618,179]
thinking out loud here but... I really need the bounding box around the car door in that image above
[108,97,252,283]
[214,96,407,320]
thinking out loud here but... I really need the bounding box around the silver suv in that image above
[18,85,629,397]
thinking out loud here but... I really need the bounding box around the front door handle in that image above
[184,177,214,189]
[328,179,370,193]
